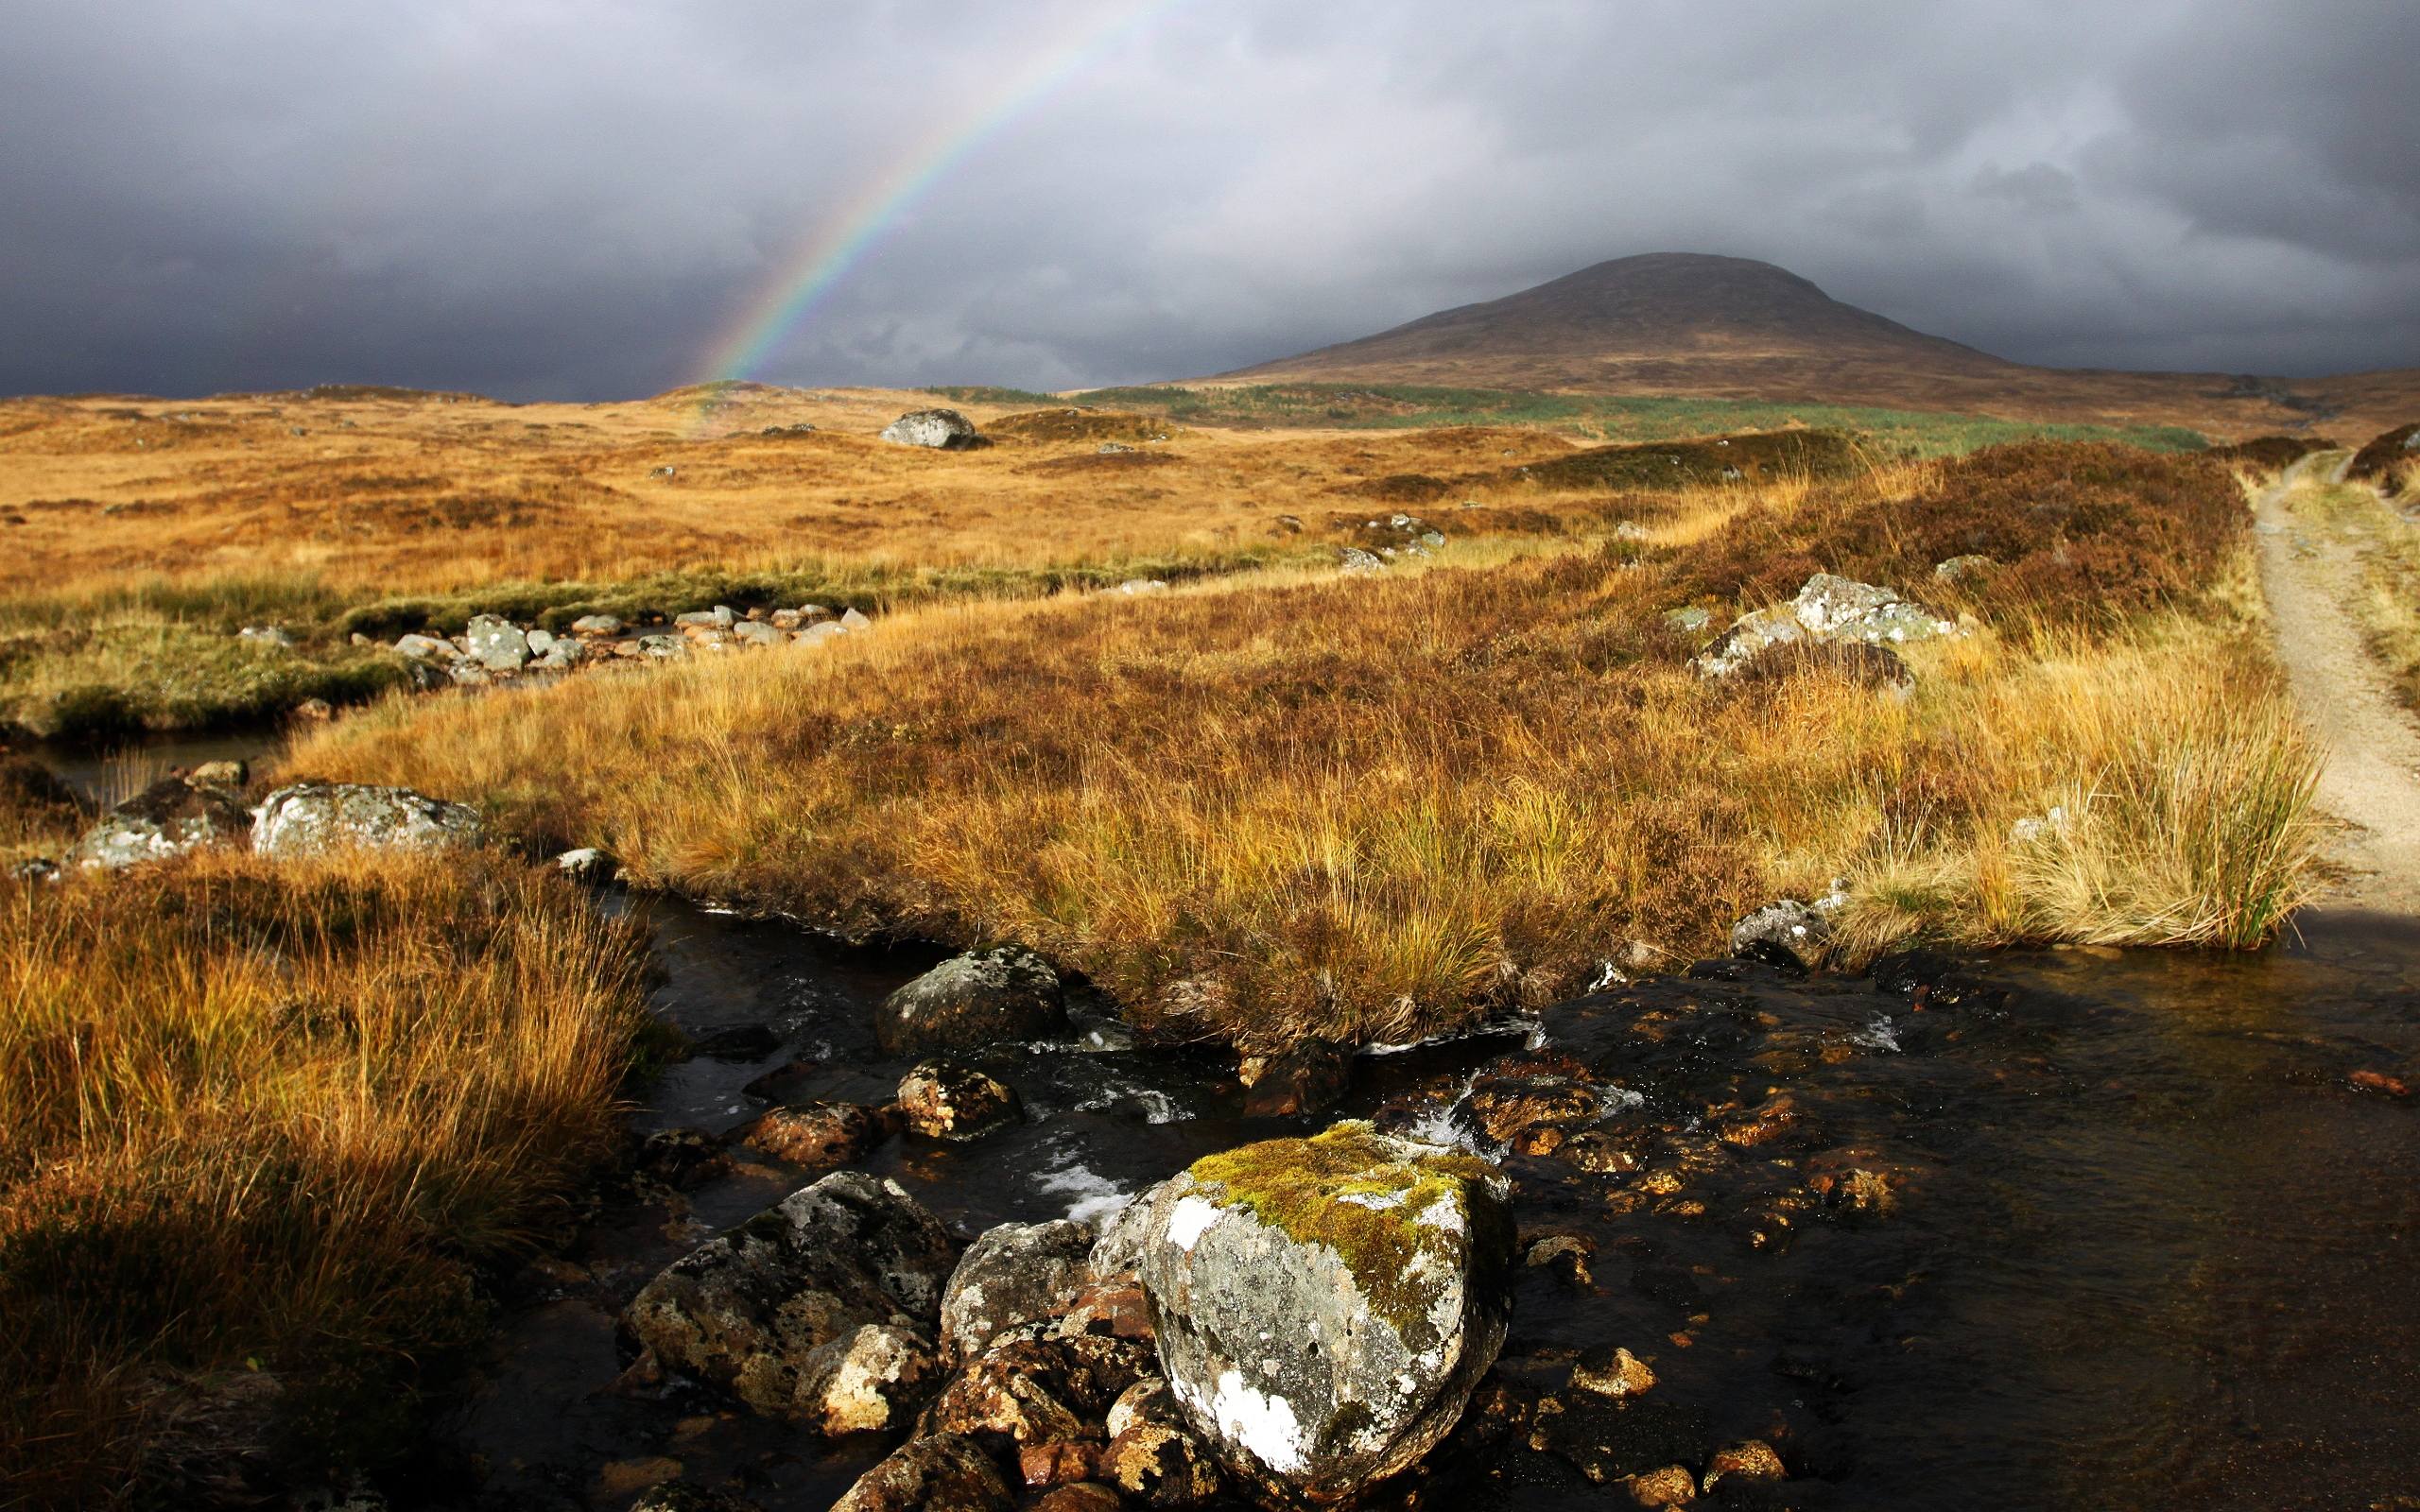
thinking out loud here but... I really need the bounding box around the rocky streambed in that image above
[379,897,2420,1512]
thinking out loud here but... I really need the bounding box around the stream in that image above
[394,897,2420,1512]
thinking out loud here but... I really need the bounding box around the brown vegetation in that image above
[0,852,654,1507]
[2346,421,2420,497]
[284,443,2317,1052]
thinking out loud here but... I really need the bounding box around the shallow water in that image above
[34,725,286,802]
[404,899,2420,1511]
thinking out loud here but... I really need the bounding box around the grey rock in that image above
[622,1172,958,1422]
[1729,879,1849,966]
[464,614,529,671]
[392,633,460,662]
[555,847,614,881]
[186,759,249,787]
[237,625,296,649]
[1338,546,1388,575]
[840,607,873,630]
[1932,554,1996,583]
[1138,1122,1514,1501]
[447,662,492,686]
[69,779,251,869]
[525,627,557,655]
[940,1220,1096,1363]
[1662,606,1712,635]
[1115,578,1170,595]
[676,606,736,629]
[877,944,1066,1056]
[251,782,483,857]
[637,633,688,660]
[1089,1182,1171,1279]
[1696,573,1956,679]
[796,1323,944,1437]
[794,622,848,646]
[1098,441,1134,455]
[878,408,984,450]
[733,620,784,647]
[568,614,625,637]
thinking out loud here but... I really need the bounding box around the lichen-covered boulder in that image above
[621,1171,957,1422]
[1729,879,1848,967]
[878,945,1066,1056]
[464,613,529,671]
[941,1219,1097,1363]
[831,1433,1014,1512]
[68,778,251,869]
[1136,1122,1515,1503]
[728,1100,893,1170]
[1695,572,1956,679]
[897,1060,1022,1142]
[879,408,985,450]
[797,1322,944,1436]
[251,782,483,857]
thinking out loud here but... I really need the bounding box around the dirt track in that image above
[2254,454,2420,914]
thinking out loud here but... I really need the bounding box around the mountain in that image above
[1211,252,2418,438]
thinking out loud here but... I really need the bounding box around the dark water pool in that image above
[397,898,2420,1511]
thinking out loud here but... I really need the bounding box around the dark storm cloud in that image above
[3,0,2414,399]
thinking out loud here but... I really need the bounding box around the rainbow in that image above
[685,0,1184,427]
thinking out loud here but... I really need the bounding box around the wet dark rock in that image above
[878,945,1067,1056]
[1523,1232,1595,1287]
[636,1126,729,1189]
[879,408,986,451]
[1017,1439,1101,1489]
[941,1219,1097,1363]
[1713,1093,1804,1150]
[1138,1123,1516,1502]
[898,1060,1023,1142]
[927,1333,1154,1447]
[689,1022,782,1060]
[1240,1039,1354,1118]
[68,777,251,869]
[1569,1346,1656,1400]
[728,1100,893,1169]
[1627,1462,1700,1505]
[628,1485,763,1512]
[621,1171,957,1421]
[1031,1486,1124,1512]
[251,782,483,856]
[1728,887,1844,970]
[830,1432,1014,1512]
[1465,1067,1602,1155]
[739,1056,822,1103]
[1529,1394,1708,1486]
[1703,1438,1787,1492]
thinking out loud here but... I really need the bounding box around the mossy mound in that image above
[2205,434,2339,472]
[987,408,1180,445]
[1486,427,1860,491]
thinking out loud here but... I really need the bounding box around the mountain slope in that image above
[1210,252,2419,438]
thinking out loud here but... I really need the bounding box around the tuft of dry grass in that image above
[0,851,654,1508]
[285,443,2321,1050]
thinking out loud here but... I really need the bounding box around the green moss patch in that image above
[1186,1122,1497,1336]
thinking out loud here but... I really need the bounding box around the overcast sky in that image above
[4,0,2415,400]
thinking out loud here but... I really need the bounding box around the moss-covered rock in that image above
[1136,1122,1514,1503]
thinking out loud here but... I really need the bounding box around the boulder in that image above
[622,1172,958,1421]
[877,945,1067,1056]
[941,1219,1097,1363]
[185,759,248,787]
[796,622,849,647]
[1338,546,1387,575]
[677,607,736,630]
[1729,880,1848,967]
[1136,1122,1515,1502]
[393,632,460,662]
[729,1100,892,1169]
[1695,572,1956,679]
[879,408,985,450]
[841,607,873,631]
[798,1322,944,1436]
[733,620,784,647]
[637,633,688,660]
[555,846,614,881]
[1932,554,1996,583]
[464,613,530,671]
[1100,1419,1222,1507]
[569,613,625,637]
[68,778,251,869]
[831,1433,1014,1512]
[251,782,483,857]
[897,1060,1022,1142]
[628,1485,764,1512]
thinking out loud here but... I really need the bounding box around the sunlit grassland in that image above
[2282,469,2420,713]
[0,851,655,1507]
[285,443,2318,1051]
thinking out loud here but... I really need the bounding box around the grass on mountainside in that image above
[2282,471,2420,713]
[285,442,2317,1052]
[928,382,2212,456]
[0,851,654,1509]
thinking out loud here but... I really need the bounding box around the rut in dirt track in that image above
[2253,452,2420,915]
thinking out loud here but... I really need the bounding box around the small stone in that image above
[1018,1441,1100,1488]
[569,614,625,637]
[831,1434,1013,1512]
[897,1060,1022,1143]
[1628,1463,1699,1506]
[2352,1069,2412,1098]
[733,620,784,646]
[290,696,336,722]
[841,607,873,630]
[629,1485,763,1512]
[1703,1438,1787,1491]
[1569,1346,1656,1400]
[637,633,688,659]
[1115,578,1169,594]
[1338,546,1387,574]
[394,633,459,662]
[731,1101,892,1169]
[555,846,614,881]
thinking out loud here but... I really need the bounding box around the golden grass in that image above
[0,851,654,1508]
[284,445,2321,1049]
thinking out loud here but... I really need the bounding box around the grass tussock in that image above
[0,851,654,1508]
[285,442,2319,1050]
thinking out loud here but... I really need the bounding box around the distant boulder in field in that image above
[1694,572,1956,679]
[252,781,484,857]
[877,944,1067,1056]
[69,777,251,869]
[464,613,529,671]
[393,632,461,662]
[569,614,624,637]
[880,408,986,450]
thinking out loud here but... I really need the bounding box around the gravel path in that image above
[2254,453,2420,914]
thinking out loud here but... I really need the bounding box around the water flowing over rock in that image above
[621,1171,958,1423]
[68,778,251,869]
[879,408,985,450]
[940,1219,1097,1363]
[877,944,1067,1055]
[251,782,484,857]
[1695,572,1957,679]
[1136,1122,1515,1503]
